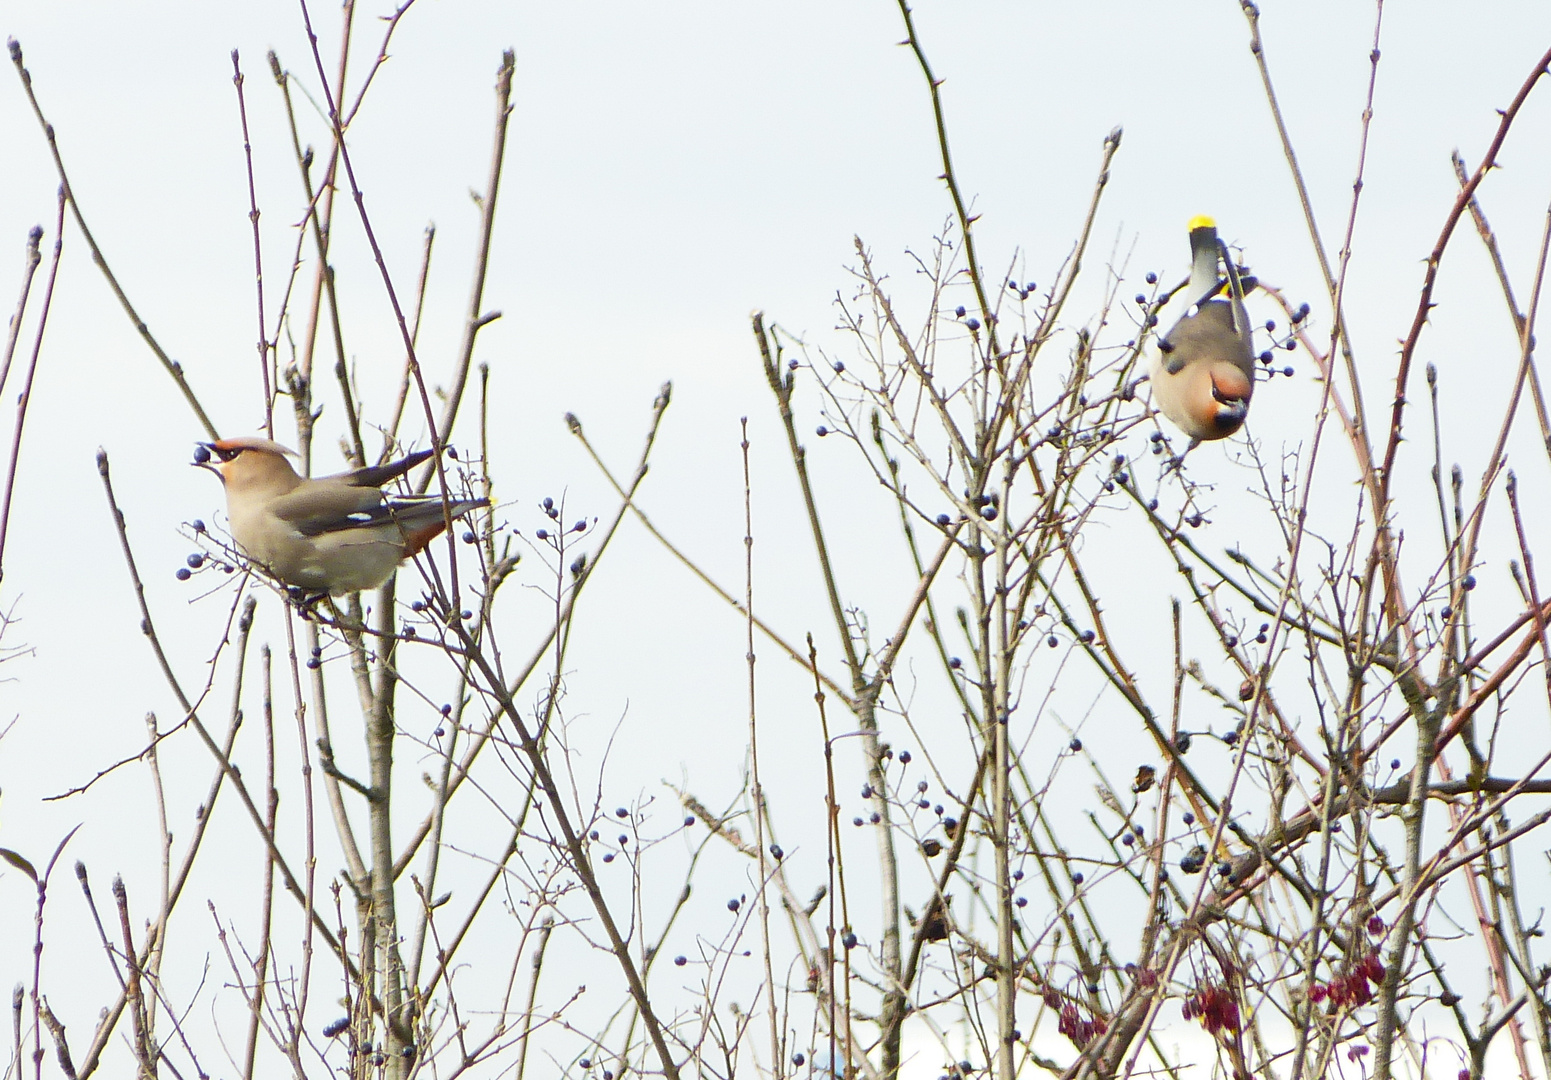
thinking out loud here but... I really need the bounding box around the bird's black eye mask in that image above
[193,443,245,465]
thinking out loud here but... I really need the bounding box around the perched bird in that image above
[1149,216,1255,447]
[195,436,487,595]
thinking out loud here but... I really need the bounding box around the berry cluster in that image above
[1182,983,1242,1035]
[1043,988,1106,1049]
[1056,1004,1107,1049]
[1309,951,1386,1010]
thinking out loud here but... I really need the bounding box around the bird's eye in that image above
[214,446,244,463]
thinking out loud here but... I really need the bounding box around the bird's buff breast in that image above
[230,508,404,594]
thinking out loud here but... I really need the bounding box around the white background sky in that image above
[3,2,1551,1077]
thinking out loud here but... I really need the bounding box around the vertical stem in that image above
[113,878,154,1078]
[243,649,279,1079]
[513,916,553,1080]
[10,985,20,1080]
[0,191,63,585]
[29,874,42,1080]
[817,635,837,1074]
[282,622,320,1074]
[742,420,783,1078]
[141,710,171,1035]
[0,226,43,405]
[230,49,273,433]
[990,541,1015,1080]
[1371,700,1442,1079]
[367,654,406,1076]
[385,224,436,448]
[434,50,514,445]
[894,0,997,357]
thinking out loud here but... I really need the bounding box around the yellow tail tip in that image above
[1188,214,1217,231]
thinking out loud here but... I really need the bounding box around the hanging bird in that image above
[1148,216,1255,448]
[195,436,487,596]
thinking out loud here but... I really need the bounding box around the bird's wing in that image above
[327,449,436,489]
[1220,241,1255,354]
[269,483,390,538]
[1159,220,1226,373]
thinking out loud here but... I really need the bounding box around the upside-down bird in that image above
[1148,216,1255,448]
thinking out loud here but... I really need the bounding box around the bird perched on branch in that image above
[1149,216,1255,448]
[195,436,487,596]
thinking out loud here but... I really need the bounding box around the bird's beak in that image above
[193,442,222,479]
[1216,398,1249,428]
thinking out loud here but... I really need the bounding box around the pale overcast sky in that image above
[3,2,1550,1076]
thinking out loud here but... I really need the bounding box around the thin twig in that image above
[6,39,219,438]
[0,192,63,583]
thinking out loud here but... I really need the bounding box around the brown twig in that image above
[0,226,43,401]
[231,50,274,434]
[0,192,63,584]
[1379,43,1551,507]
[6,39,219,439]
